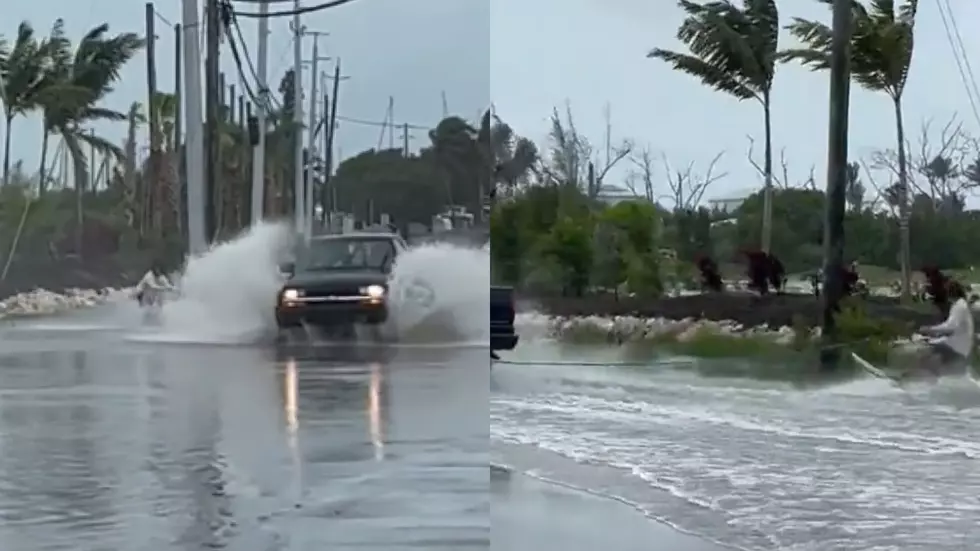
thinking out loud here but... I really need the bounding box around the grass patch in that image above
[559,321,914,383]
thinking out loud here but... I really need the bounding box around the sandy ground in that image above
[491,468,730,551]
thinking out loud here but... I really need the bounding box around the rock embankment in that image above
[524,292,941,330]
[517,312,804,345]
[0,288,129,317]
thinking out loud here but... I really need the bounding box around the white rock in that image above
[0,286,130,317]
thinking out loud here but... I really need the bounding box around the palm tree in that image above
[782,0,918,300]
[0,33,7,178]
[36,19,144,255]
[0,22,47,186]
[428,115,479,208]
[649,0,780,252]
[476,109,539,193]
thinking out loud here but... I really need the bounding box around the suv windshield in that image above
[298,237,395,271]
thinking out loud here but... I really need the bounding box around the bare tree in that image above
[661,151,727,210]
[539,102,632,198]
[869,116,979,205]
[746,136,816,190]
[625,146,657,202]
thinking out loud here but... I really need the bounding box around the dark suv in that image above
[275,232,407,335]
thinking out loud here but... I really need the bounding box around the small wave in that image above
[493,451,750,551]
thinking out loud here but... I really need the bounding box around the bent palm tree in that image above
[37,20,144,255]
[782,0,918,301]
[0,22,46,186]
[477,109,539,193]
[649,0,780,252]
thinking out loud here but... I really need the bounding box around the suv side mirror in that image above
[279,262,294,275]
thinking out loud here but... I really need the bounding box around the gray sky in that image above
[5,0,980,203]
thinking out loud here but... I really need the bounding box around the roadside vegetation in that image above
[0,19,533,297]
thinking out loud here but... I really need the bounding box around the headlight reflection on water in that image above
[368,362,385,461]
[283,359,303,497]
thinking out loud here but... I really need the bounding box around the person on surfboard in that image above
[903,280,974,382]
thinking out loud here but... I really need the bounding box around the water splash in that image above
[388,242,489,344]
[150,222,291,343]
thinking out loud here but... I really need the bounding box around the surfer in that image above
[134,261,174,308]
[903,280,974,382]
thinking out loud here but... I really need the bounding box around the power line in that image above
[231,0,365,18]
[934,0,980,128]
[223,23,434,133]
[151,7,176,29]
[336,114,431,131]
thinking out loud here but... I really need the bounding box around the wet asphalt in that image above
[0,320,488,551]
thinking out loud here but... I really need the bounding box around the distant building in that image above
[706,188,757,214]
[596,187,644,205]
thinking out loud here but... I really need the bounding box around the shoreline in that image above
[491,463,737,551]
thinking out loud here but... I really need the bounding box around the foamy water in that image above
[492,358,980,550]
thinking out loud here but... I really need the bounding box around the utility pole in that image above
[174,23,185,240]
[291,9,305,236]
[304,31,329,237]
[402,123,409,156]
[251,0,270,225]
[324,60,345,221]
[145,2,159,226]
[820,0,853,370]
[387,96,395,150]
[441,91,448,118]
[181,0,206,255]
[204,0,221,244]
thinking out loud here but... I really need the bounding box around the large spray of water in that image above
[132,224,488,345]
[149,221,292,343]
[387,242,490,344]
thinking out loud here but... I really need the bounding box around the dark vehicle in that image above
[491,286,518,353]
[276,232,407,336]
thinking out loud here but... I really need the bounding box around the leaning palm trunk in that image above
[38,132,50,194]
[2,115,13,186]
[893,97,911,302]
[761,94,774,252]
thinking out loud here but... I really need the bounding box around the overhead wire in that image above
[933,0,980,128]
[231,0,365,18]
[223,25,435,133]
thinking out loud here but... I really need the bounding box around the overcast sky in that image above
[4,0,980,203]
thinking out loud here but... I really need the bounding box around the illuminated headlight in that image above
[281,288,302,301]
[361,285,386,298]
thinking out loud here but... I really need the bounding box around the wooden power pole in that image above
[145,2,159,233]
[204,0,221,243]
[820,0,853,370]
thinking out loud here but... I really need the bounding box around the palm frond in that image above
[78,107,127,123]
[1,21,47,116]
[649,48,756,99]
[73,127,124,160]
[782,0,916,99]
[652,0,778,103]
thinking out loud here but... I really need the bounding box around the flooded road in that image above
[493,341,980,550]
[0,322,488,550]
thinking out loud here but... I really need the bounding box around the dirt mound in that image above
[527,292,943,329]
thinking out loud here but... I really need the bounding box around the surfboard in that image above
[852,352,903,385]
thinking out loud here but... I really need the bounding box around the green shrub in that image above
[834,299,910,364]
